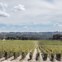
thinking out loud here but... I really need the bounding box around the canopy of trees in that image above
[0,32,62,40]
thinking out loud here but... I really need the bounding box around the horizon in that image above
[0,31,61,33]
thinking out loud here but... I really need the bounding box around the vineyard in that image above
[38,40,62,54]
[0,40,62,62]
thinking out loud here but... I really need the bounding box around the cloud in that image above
[0,10,10,17]
[0,0,61,24]
[0,23,53,32]
[14,4,25,11]
[0,0,62,32]
[0,2,10,17]
[0,2,8,11]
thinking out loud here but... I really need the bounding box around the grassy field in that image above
[0,40,62,57]
[0,40,36,58]
[0,40,36,52]
[38,40,62,54]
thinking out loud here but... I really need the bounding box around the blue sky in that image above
[0,0,62,32]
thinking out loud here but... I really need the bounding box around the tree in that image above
[52,34,62,40]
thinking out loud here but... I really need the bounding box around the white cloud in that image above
[0,2,8,11]
[14,4,25,11]
[0,10,10,17]
[0,2,9,17]
[0,0,62,31]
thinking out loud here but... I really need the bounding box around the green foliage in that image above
[0,40,35,52]
[0,40,62,58]
[38,40,62,54]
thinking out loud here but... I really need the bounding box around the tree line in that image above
[0,33,62,40]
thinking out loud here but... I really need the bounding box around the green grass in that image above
[0,40,62,54]
[38,40,62,45]
[0,40,35,53]
[38,40,62,54]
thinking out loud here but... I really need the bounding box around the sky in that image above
[0,0,62,32]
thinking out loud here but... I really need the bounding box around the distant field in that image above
[0,40,62,54]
